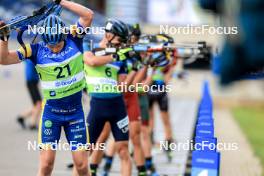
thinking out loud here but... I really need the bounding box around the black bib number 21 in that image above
[54,64,72,79]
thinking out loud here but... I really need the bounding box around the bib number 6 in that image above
[105,67,112,77]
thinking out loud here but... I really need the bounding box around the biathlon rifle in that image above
[92,41,205,54]
[132,41,211,64]
[89,40,210,65]
[0,1,62,55]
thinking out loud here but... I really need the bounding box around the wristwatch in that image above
[112,54,118,62]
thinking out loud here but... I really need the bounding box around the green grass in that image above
[232,106,264,175]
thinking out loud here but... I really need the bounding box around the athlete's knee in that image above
[130,129,141,146]
[161,112,170,121]
[74,160,88,174]
[129,122,141,138]
[141,126,149,139]
[116,143,130,160]
[40,158,54,174]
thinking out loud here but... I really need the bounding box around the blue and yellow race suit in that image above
[16,22,89,150]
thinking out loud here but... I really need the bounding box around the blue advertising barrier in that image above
[189,80,220,176]
[191,151,220,176]
[198,109,213,116]
[198,115,213,120]
[197,118,214,127]
[195,137,217,152]
[195,125,214,138]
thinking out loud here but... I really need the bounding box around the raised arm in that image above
[59,0,94,27]
[164,65,175,84]
[121,71,137,86]
[132,66,147,85]
[84,51,114,67]
[136,66,153,86]
[0,22,21,65]
[0,41,20,65]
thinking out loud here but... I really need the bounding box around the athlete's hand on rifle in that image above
[144,55,156,67]
[112,47,134,61]
[0,21,10,41]
[131,58,142,72]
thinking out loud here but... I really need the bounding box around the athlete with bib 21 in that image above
[0,0,93,176]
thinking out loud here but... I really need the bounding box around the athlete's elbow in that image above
[88,10,94,20]
[84,9,94,23]
[84,59,96,67]
[84,52,99,66]
[87,8,94,18]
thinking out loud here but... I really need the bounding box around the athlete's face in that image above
[130,35,139,44]
[105,32,121,47]
[140,52,148,59]
[47,41,65,53]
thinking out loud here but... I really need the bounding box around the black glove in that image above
[127,50,140,59]
[53,0,62,5]
[131,58,142,71]
[112,47,134,61]
[141,56,149,66]
[0,21,10,41]
[145,56,156,67]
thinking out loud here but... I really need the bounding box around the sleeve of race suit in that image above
[118,61,128,75]
[68,21,87,52]
[16,43,39,64]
